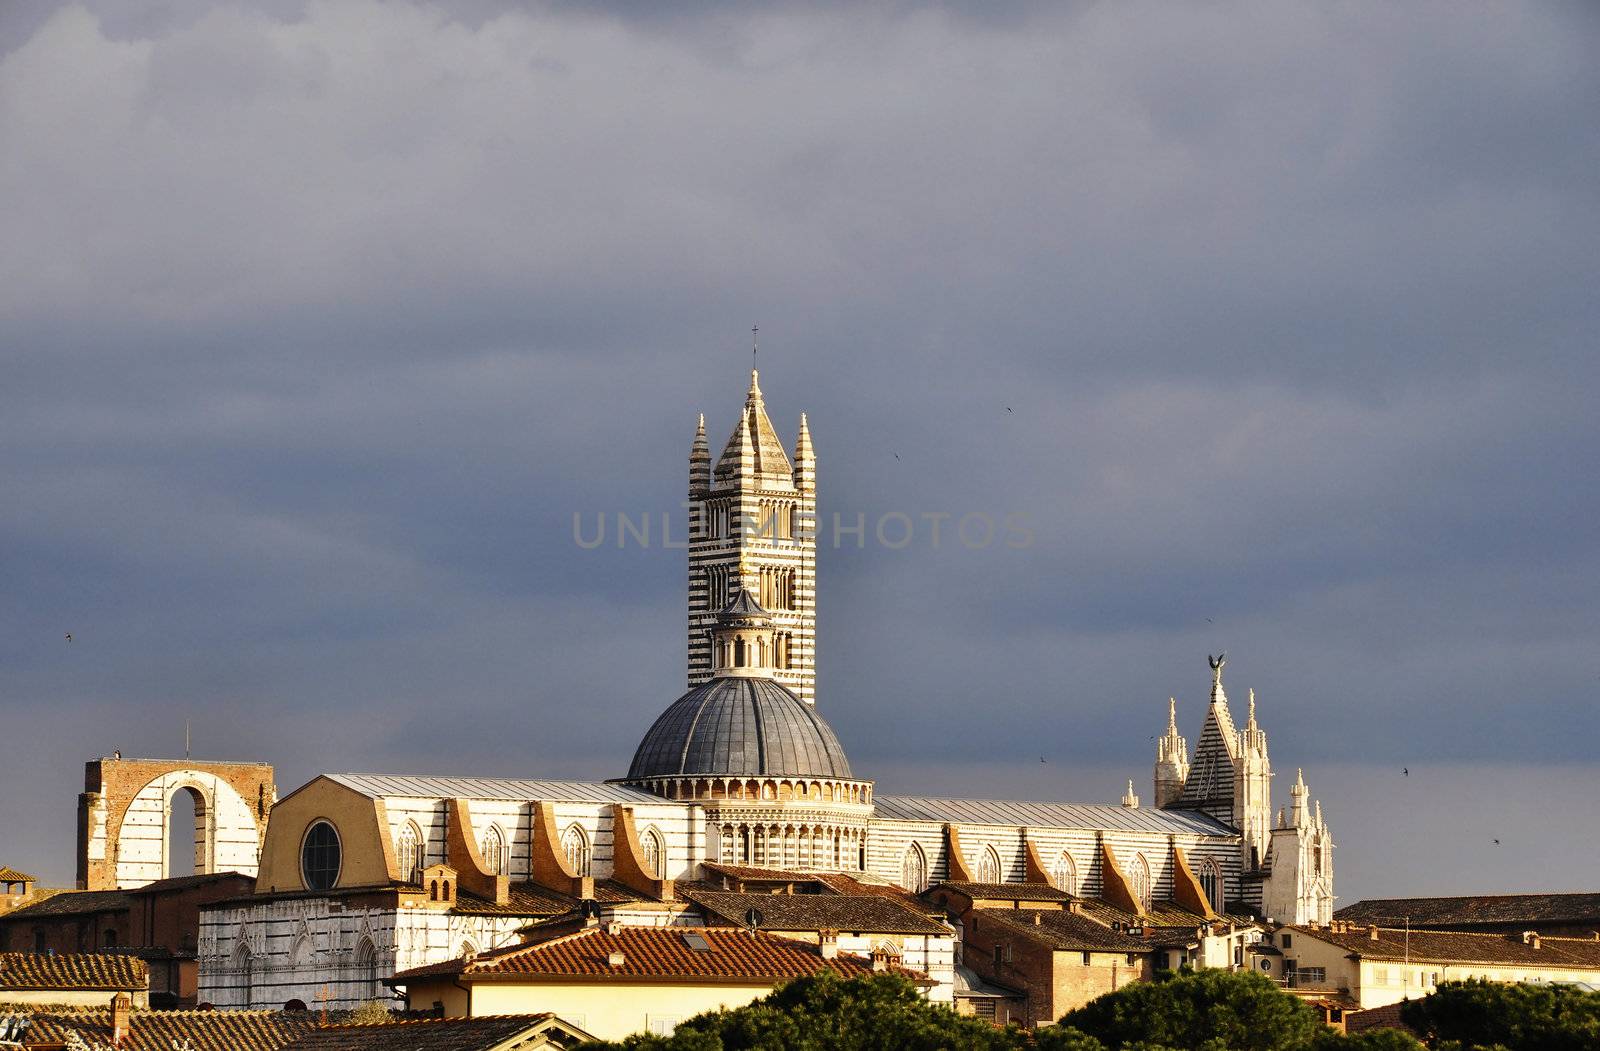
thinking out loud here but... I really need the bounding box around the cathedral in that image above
[193,368,1335,1011]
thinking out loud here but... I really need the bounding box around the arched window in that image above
[1129,853,1151,907]
[1198,858,1224,912]
[480,825,506,876]
[231,942,254,1009]
[561,824,591,876]
[1050,851,1078,895]
[353,937,378,1002]
[901,844,928,892]
[289,932,313,968]
[976,845,1003,884]
[396,822,423,884]
[640,827,665,879]
[300,821,341,891]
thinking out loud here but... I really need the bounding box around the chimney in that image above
[870,946,899,972]
[1368,925,1380,941]
[111,992,132,1045]
[819,930,839,960]
[607,951,626,968]
[1522,931,1540,948]
[1033,912,1042,926]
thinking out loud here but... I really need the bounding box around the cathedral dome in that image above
[627,677,853,781]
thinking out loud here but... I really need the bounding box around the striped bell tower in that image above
[687,369,817,704]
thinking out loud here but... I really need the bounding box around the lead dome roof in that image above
[627,677,853,781]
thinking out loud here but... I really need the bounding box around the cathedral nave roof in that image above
[323,773,674,805]
[873,795,1235,837]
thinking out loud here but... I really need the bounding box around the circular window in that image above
[1260,959,1272,971]
[301,820,342,891]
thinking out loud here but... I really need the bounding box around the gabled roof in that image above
[390,925,929,985]
[322,773,670,805]
[1336,892,1600,928]
[13,1008,315,1051]
[1292,925,1600,968]
[280,1013,593,1051]
[126,871,254,896]
[873,795,1233,836]
[682,889,952,935]
[0,952,147,991]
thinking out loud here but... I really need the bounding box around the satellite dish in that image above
[743,908,764,929]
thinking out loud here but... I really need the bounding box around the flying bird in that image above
[1006,407,1013,413]
[894,453,900,461]
[65,633,73,642]
[1039,756,1046,764]
[1493,838,1501,845]
[1205,618,1214,623]
[1403,768,1409,777]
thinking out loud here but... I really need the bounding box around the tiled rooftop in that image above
[873,795,1235,836]
[391,925,929,984]
[450,879,636,917]
[0,952,147,991]
[1296,925,1600,968]
[682,889,953,935]
[931,882,1072,903]
[0,869,35,883]
[280,1013,582,1051]
[972,909,1154,952]
[1336,893,1600,928]
[14,1008,315,1051]
[0,889,131,919]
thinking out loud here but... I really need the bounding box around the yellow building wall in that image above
[405,977,781,1041]
[253,777,394,893]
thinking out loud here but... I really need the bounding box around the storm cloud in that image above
[1,1,1597,895]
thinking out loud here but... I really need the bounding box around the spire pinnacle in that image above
[1247,688,1257,729]
[1167,697,1177,733]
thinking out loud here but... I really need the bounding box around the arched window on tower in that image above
[901,844,928,893]
[397,822,423,884]
[734,638,746,667]
[480,825,506,876]
[561,824,591,877]
[1050,851,1077,895]
[976,845,1003,884]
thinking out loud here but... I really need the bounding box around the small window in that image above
[1082,951,1091,966]
[301,820,341,891]
[973,999,997,1020]
[1281,934,1293,948]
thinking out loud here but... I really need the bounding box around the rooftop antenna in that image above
[185,719,191,759]
[752,325,759,370]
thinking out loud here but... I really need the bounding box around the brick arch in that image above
[78,757,276,890]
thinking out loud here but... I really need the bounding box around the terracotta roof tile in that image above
[11,1008,314,1051]
[0,953,147,991]
[683,890,952,935]
[930,882,1072,902]
[392,926,930,985]
[0,869,35,883]
[0,890,131,919]
[1294,925,1600,968]
[451,880,635,917]
[1336,893,1600,928]
[281,1014,577,1051]
[973,909,1153,952]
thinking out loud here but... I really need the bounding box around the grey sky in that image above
[1,1,1597,897]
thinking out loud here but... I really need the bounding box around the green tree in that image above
[1400,979,1600,1051]
[582,971,1027,1050]
[1055,969,1326,1051]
